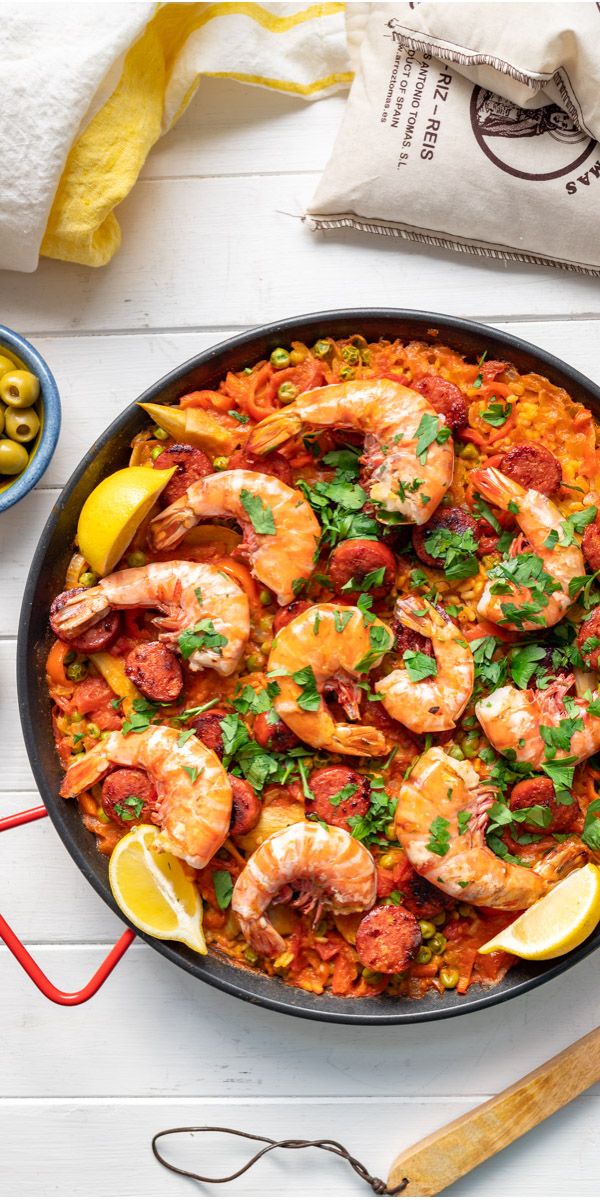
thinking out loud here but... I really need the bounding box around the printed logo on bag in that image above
[470,88,596,180]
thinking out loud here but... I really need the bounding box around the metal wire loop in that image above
[151,1125,408,1195]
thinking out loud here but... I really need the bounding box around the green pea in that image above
[86,723,100,739]
[245,653,261,671]
[70,710,82,722]
[270,348,290,369]
[259,589,272,606]
[458,443,479,463]
[243,947,259,965]
[79,571,99,587]
[448,745,465,761]
[415,945,432,965]
[461,732,480,759]
[432,911,447,927]
[379,852,397,869]
[127,550,147,568]
[312,340,331,359]
[4,406,40,444]
[153,426,169,441]
[440,967,459,989]
[458,902,475,919]
[150,446,163,461]
[339,367,355,381]
[277,382,297,404]
[419,920,436,940]
[213,456,229,470]
[341,345,360,365]
[361,967,383,984]
[429,933,447,954]
[0,370,40,408]
[66,660,88,682]
[0,438,28,474]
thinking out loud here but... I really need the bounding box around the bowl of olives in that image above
[0,325,61,513]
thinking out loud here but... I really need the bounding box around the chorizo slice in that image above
[499,443,562,496]
[393,619,433,660]
[125,642,183,703]
[305,766,370,832]
[401,869,448,920]
[510,776,575,835]
[50,588,121,653]
[229,775,262,837]
[328,539,396,597]
[583,520,600,572]
[356,905,422,974]
[155,443,212,507]
[101,768,157,827]
[253,711,299,752]
[412,506,479,568]
[413,375,468,431]
[228,448,293,486]
[273,599,312,634]
[578,609,600,669]
[193,708,229,756]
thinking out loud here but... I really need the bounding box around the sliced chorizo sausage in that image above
[400,869,449,920]
[229,775,262,837]
[155,443,212,507]
[510,776,575,834]
[193,708,228,756]
[253,711,299,752]
[583,520,600,572]
[49,588,121,653]
[355,905,422,974]
[125,641,183,703]
[101,768,157,827]
[328,538,396,597]
[412,506,479,568]
[413,375,468,432]
[228,448,293,486]
[578,609,600,669]
[273,599,312,634]
[393,619,433,660]
[305,766,370,832]
[499,443,562,496]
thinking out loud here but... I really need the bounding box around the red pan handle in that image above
[0,803,135,1004]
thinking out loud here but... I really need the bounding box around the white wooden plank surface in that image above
[2,77,600,1199]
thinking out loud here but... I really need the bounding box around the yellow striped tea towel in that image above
[2,2,350,272]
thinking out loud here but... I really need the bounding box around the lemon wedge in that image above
[109,825,207,954]
[77,465,175,576]
[479,863,600,960]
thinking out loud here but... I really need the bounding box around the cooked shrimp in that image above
[471,466,584,630]
[375,597,474,733]
[395,748,586,908]
[268,602,394,756]
[232,820,377,956]
[476,675,600,767]
[247,379,454,525]
[50,561,249,676]
[60,726,232,868]
[148,469,320,605]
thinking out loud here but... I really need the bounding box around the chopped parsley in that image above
[355,624,394,674]
[213,869,234,910]
[396,477,424,503]
[341,566,386,593]
[480,399,512,427]
[415,413,452,465]
[508,643,546,689]
[423,526,479,581]
[114,795,146,821]
[291,666,321,711]
[457,810,471,836]
[240,489,276,535]
[298,476,379,548]
[582,797,600,851]
[228,410,250,424]
[333,609,354,633]
[403,649,438,682]
[122,697,160,735]
[544,506,597,550]
[426,816,451,856]
[348,776,396,846]
[178,619,228,660]
[183,765,200,783]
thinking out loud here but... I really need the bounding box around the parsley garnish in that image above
[582,797,600,851]
[213,869,234,910]
[508,643,546,689]
[457,810,471,835]
[292,665,321,711]
[348,776,396,846]
[114,795,146,821]
[403,649,438,682]
[426,816,451,856]
[423,526,479,581]
[178,619,228,660]
[355,625,393,674]
[341,566,386,593]
[481,399,512,427]
[544,506,597,550]
[122,697,159,735]
[240,489,276,535]
[415,413,452,465]
[228,410,250,424]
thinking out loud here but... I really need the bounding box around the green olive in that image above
[0,439,28,474]
[127,550,147,568]
[0,354,16,377]
[79,571,99,587]
[312,340,331,359]
[439,967,459,989]
[270,348,290,369]
[0,370,40,408]
[419,920,436,940]
[277,382,297,404]
[415,945,432,965]
[4,406,40,444]
[429,933,447,954]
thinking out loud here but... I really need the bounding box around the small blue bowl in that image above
[0,325,61,513]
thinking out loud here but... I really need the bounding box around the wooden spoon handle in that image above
[387,1023,600,1196]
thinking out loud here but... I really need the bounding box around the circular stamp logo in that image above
[470,87,596,180]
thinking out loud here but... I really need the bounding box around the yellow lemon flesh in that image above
[479,863,600,960]
[109,825,207,954]
[77,465,175,576]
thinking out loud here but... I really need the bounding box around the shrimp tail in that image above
[239,916,285,958]
[148,500,196,550]
[395,595,446,638]
[328,724,390,757]
[247,410,303,454]
[535,838,588,883]
[60,745,111,797]
[470,466,526,511]
[51,586,110,638]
